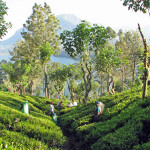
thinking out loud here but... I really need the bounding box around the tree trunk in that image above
[132,61,136,82]
[24,86,25,95]
[30,80,34,95]
[107,73,110,93]
[109,76,115,95]
[47,84,50,99]
[138,24,149,99]
[59,91,61,99]
[81,62,92,105]
[111,82,116,95]
[100,76,104,96]
[121,66,125,91]
[67,81,74,101]
[44,65,48,97]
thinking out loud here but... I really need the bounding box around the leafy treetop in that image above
[122,0,150,13]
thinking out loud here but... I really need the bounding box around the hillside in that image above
[0,87,150,150]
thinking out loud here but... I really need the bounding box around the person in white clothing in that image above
[72,100,77,106]
[50,102,54,116]
[92,101,105,122]
[67,102,73,107]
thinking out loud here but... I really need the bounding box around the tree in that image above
[48,62,62,98]
[2,60,30,94]
[39,42,54,97]
[116,30,130,91]
[0,60,7,85]
[10,39,42,95]
[138,24,149,99]
[61,64,80,101]
[122,0,150,13]
[49,65,66,99]
[0,0,11,39]
[115,30,143,91]
[61,20,112,105]
[124,31,143,82]
[21,2,61,97]
[121,0,149,99]
[95,44,121,94]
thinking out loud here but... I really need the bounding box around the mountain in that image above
[57,14,81,33]
[0,14,81,54]
[0,13,150,55]
[0,28,23,46]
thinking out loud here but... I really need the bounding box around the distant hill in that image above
[0,14,81,54]
[0,13,150,55]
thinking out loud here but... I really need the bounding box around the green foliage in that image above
[59,87,150,150]
[122,0,150,13]
[0,91,66,149]
[0,86,150,149]
[95,45,122,73]
[0,0,12,39]
[39,42,54,65]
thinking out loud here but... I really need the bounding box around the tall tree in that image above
[124,31,143,82]
[138,24,149,99]
[121,0,149,98]
[115,30,130,91]
[0,0,11,39]
[61,21,112,105]
[10,39,42,95]
[116,30,143,91]
[21,2,61,97]
[95,44,121,94]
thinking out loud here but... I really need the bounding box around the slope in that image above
[58,87,150,150]
[0,87,150,150]
[0,91,67,150]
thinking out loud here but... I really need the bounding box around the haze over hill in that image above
[0,14,150,55]
[0,14,81,55]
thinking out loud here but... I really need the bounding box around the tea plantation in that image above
[0,87,150,150]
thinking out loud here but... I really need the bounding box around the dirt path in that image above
[62,134,84,150]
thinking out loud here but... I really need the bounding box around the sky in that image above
[2,0,150,41]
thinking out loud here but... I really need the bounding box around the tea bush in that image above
[58,88,150,150]
[0,87,150,150]
[0,91,66,149]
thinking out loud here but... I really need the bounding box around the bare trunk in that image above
[132,61,136,82]
[24,87,25,95]
[121,66,125,91]
[14,86,16,93]
[44,65,48,97]
[107,73,110,93]
[67,81,74,101]
[30,80,34,95]
[47,84,50,99]
[109,76,115,95]
[59,91,61,99]
[100,75,104,96]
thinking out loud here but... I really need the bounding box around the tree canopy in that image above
[122,0,150,13]
[0,0,11,39]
